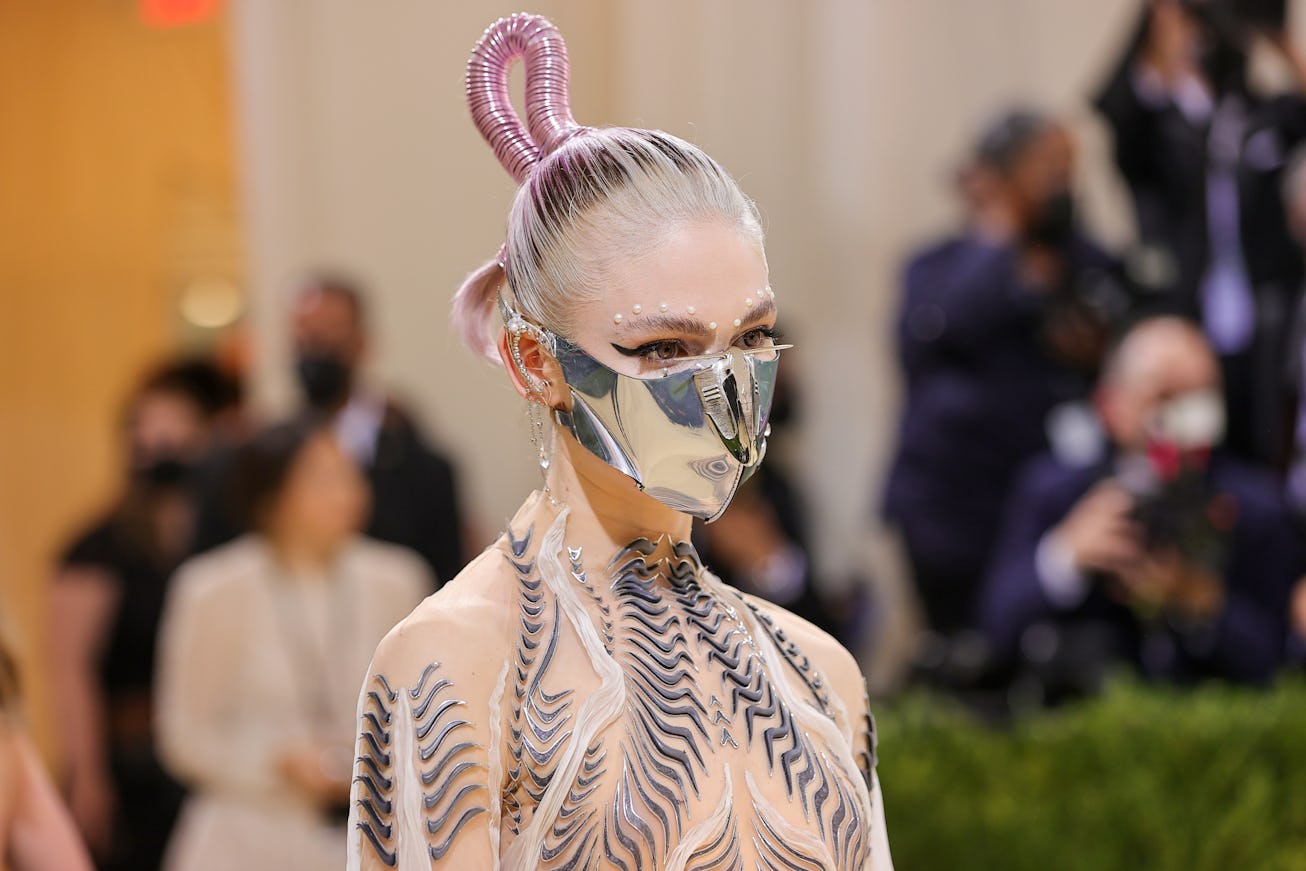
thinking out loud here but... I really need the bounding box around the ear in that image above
[496,325,569,410]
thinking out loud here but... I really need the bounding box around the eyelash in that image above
[615,326,784,363]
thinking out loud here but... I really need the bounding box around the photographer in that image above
[981,317,1299,695]
[883,109,1128,638]
[1095,0,1306,466]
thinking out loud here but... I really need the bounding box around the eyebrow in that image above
[616,296,778,338]
[618,313,714,339]
[738,297,777,330]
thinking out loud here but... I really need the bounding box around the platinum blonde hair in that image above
[453,14,763,361]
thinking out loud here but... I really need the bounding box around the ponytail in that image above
[452,255,507,364]
[455,13,581,361]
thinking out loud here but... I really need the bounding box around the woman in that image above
[155,418,428,871]
[345,14,891,870]
[0,633,94,871]
[48,358,234,870]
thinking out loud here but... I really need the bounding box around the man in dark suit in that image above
[193,274,469,587]
[981,317,1298,692]
[1095,0,1306,466]
[882,110,1126,635]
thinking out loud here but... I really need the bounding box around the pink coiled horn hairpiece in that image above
[466,13,582,184]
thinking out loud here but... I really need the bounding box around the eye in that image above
[643,340,684,361]
[738,326,781,350]
[611,339,689,364]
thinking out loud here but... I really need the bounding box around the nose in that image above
[693,349,760,464]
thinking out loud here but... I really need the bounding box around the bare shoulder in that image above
[366,541,517,692]
[740,594,861,683]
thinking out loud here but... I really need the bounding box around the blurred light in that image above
[139,0,221,29]
[179,276,243,329]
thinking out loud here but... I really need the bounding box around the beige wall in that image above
[0,2,237,748]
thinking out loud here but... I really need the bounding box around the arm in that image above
[849,682,893,871]
[979,465,1133,655]
[1093,1,1191,187]
[347,602,502,870]
[819,645,893,871]
[45,567,118,855]
[154,562,281,797]
[5,722,94,871]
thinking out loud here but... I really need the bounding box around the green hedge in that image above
[876,680,1306,870]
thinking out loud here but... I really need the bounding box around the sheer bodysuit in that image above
[345,496,891,870]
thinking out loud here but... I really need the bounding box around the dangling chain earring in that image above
[506,307,560,505]
[526,390,559,505]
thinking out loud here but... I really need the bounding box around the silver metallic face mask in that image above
[504,301,785,521]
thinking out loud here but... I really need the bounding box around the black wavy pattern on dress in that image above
[503,524,577,836]
[353,661,486,865]
[355,673,399,866]
[685,802,744,871]
[410,662,487,861]
[522,536,871,871]
[855,681,879,791]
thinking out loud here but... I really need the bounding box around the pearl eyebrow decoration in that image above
[709,321,718,330]
[687,306,696,315]
[744,297,753,307]
[632,303,642,314]
[659,302,669,312]
[733,318,742,327]
[613,313,624,324]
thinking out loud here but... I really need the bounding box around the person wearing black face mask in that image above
[1095,0,1306,469]
[191,273,471,591]
[294,351,353,410]
[48,357,237,871]
[883,110,1127,654]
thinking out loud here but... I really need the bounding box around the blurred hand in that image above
[67,767,115,858]
[1261,26,1306,93]
[1055,481,1143,577]
[279,743,351,810]
[1144,0,1199,84]
[1115,549,1224,620]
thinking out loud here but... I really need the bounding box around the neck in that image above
[268,532,340,576]
[526,426,693,553]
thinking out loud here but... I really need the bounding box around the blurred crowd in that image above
[883,0,1306,714]
[11,0,1306,868]
[35,276,471,870]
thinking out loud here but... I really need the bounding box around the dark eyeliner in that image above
[611,342,649,357]
[742,326,783,341]
[611,340,681,358]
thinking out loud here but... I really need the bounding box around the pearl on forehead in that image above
[632,304,642,315]
[744,297,753,307]
[659,301,669,312]
[733,318,742,327]
[709,321,718,330]
[687,306,696,315]
[613,313,623,324]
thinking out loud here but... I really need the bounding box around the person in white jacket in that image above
[156,418,427,871]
